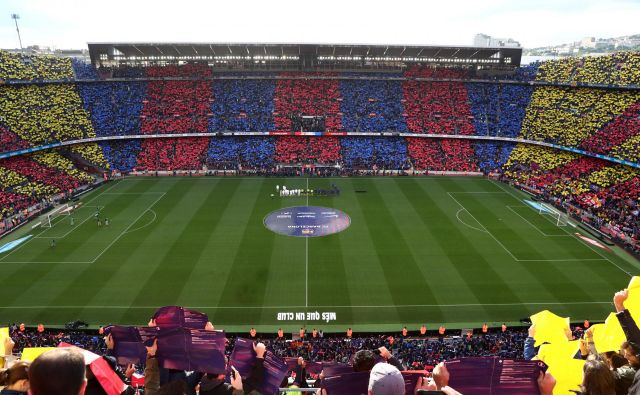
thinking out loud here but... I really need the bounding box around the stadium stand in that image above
[501,54,640,252]
[579,102,640,161]
[99,140,141,172]
[71,58,98,80]
[0,156,85,193]
[0,123,28,154]
[272,73,343,164]
[275,136,341,164]
[339,73,407,133]
[8,299,640,395]
[519,86,640,147]
[210,77,276,132]
[1,50,640,251]
[77,81,147,138]
[135,65,213,170]
[535,51,640,85]
[403,67,479,172]
[341,137,409,170]
[273,73,342,133]
[466,64,538,171]
[207,136,277,170]
[3,48,640,395]
[0,51,73,81]
[0,191,36,221]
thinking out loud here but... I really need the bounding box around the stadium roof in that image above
[88,42,521,70]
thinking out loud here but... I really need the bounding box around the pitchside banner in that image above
[447,357,547,394]
[153,305,209,329]
[227,338,288,395]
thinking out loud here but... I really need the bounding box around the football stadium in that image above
[1,9,640,395]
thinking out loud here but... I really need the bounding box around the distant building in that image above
[473,33,521,48]
[580,37,596,48]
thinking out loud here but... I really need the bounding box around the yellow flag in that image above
[530,310,570,347]
[21,347,56,362]
[0,327,9,355]
[589,323,605,352]
[592,313,626,353]
[547,358,585,395]
[625,276,640,323]
[537,340,581,364]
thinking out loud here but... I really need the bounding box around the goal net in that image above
[537,203,569,227]
[41,203,72,228]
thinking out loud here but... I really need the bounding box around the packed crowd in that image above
[274,136,341,164]
[206,137,276,170]
[1,52,640,242]
[210,78,276,133]
[341,137,410,170]
[402,67,480,172]
[6,275,640,395]
[0,125,28,158]
[466,65,537,172]
[0,152,94,220]
[273,73,342,133]
[135,65,213,171]
[4,324,528,372]
[3,52,639,164]
[99,141,141,172]
[0,51,73,81]
[72,58,99,80]
[340,73,407,133]
[519,86,640,149]
[535,51,640,86]
[504,144,640,252]
[77,81,147,138]
[579,102,640,160]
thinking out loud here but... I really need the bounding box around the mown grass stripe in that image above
[306,178,354,325]
[351,178,444,324]
[408,178,525,305]
[386,179,489,321]
[175,178,266,307]
[126,179,240,308]
[212,179,282,325]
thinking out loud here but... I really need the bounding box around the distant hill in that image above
[524,34,640,56]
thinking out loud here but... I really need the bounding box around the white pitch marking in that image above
[490,179,632,276]
[0,301,613,309]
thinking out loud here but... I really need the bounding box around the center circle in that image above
[264,206,351,237]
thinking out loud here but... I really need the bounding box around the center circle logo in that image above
[264,206,351,237]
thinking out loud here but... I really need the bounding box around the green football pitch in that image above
[0,176,637,332]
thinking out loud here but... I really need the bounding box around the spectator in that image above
[613,282,640,394]
[0,361,29,395]
[580,359,615,395]
[367,362,404,395]
[353,347,403,372]
[602,351,635,395]
[28,348,86,395]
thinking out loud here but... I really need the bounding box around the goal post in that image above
[538,203,568,227]
[40,203,72,228]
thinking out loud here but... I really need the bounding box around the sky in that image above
[0,0,638,50]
